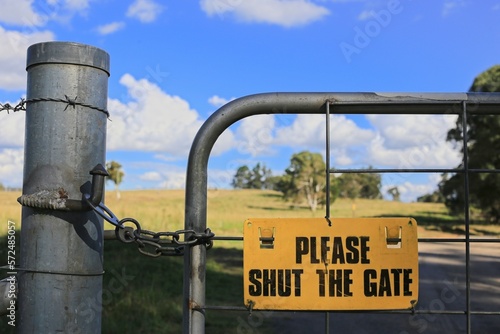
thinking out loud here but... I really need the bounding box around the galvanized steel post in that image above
[18,42,109,333]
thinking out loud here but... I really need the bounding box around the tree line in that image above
[232,151,382,212]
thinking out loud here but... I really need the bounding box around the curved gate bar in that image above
[183,92,500,333]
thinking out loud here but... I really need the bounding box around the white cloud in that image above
[213,129,235,156]
[96,21,125,35]
[200,0,330,28]
[330,0,365,2]
[0,148,24,188]
[270,113,461,176]
[127,0,164,23]
[107,74,234,157]
[275,114,375,150]
[366,114,457,150]
[231,114,375,165]
[275,115,325,148]
[153,153,182,162]
[235,115,276,156]
[273,115,375,167]
[0,107,25,147]
[367,134,461,169]
[365,114,461,168]
[139,171,162,182]
[357,10,375,21]
[208,95,235,108]
[0,0,47,26]
[63,0,91,11]
[442,0,466,17]
[42,0,93,23]
[330,116,375,146]
[0,26,55,90]
[132,163,186,189]
[148,167,186,189]
[160,171,186,189]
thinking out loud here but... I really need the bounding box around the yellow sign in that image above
[243,218,418,311]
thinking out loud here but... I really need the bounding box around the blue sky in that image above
[0,0,499,201]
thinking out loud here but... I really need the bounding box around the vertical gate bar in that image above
[325,102,331,220]
[325,102,331,334]
[18,42,109,333]
[461,101,472,333]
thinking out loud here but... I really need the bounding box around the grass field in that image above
[1,189,499,333]
[3,189,499,238]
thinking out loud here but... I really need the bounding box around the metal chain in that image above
[0,96,110,118]
[114,218,215,257]
[84,196,215,257]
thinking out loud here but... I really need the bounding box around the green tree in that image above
[417,190,444,203]
[441,65,500,222]
[387,186,401,202]
[359,172,382,199]
[264,175,284,191]
[338,173,362,201]
[232,165,252,189]
[232,163,273,189]
[261,165,275,190]
[106,161,124,199]
[249,163,270,189]
[279,151,328,212]
[337,169,382,200]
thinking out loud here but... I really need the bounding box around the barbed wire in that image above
[0,96,110,118]
[0,99,26,114]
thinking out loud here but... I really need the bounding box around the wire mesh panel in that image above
[183,93,500,334]
[323,100,500,333]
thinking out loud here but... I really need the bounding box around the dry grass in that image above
[0,191,22,235]
[1,189,499,239]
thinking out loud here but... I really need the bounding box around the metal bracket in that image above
[17,164,109,211]
[259,227,275,249]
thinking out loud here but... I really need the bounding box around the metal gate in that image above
[183,93,500,333]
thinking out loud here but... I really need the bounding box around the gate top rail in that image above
[183,92,500,334]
